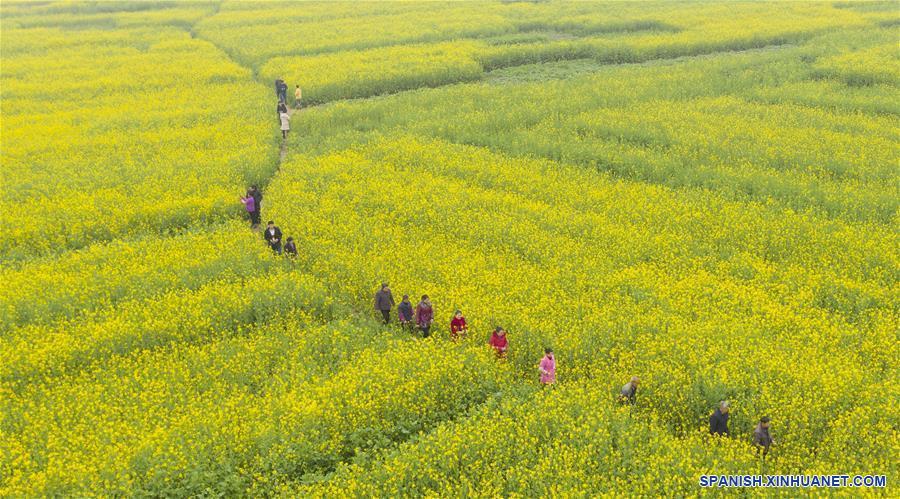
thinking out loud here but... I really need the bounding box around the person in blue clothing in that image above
[709,401,730,436]
[275,78,288,104]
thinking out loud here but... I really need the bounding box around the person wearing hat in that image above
[753,416,774,457]
[709,401,730,436]
[619,376,639,405]
[489,326,508,359]
[397,294,414,330]
[450,309,468,341]
[374,282,395,324]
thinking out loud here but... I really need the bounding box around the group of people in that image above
[239,194,774,457]
[377,283,774,456]
[374,283,547,380]
[260,220,297,257]
[709,401,775,457]
[620,382,774,456]
[275,77,302,139]
[239,186,297,257]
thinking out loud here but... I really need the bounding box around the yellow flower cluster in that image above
[289,36,898,223]
[2,314,508,497]
[1,23,275,260]
[0,222,266,331]
[263,135,897,493]
[260,41,485,105]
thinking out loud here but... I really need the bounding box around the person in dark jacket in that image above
[275,78,287,103]
[753,416,774,457]
[283,237,297,258]
[619,376,639,405]
[397,294,414,330]
[374,282,395,324]
[264,221,282,254]
[709,401,730,436]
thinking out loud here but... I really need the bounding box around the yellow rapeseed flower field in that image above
[1,1,896,497]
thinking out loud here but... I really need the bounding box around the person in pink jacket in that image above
[538,347,556,385]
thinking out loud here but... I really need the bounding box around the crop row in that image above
[288,42,898,222]
[1,315,508,497]
[1,28,276,260]
[263,136,896,475]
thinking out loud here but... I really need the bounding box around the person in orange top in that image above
[450,309,467,340]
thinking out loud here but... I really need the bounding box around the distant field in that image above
[1,1,897,497]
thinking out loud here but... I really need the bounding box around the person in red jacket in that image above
[450,309,468,341]
[489,326,508,359]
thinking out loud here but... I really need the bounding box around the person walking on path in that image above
[248,186,262,225]
[374,283,395,324]
[294,84,302,109]
[450,309,468,341]
[619,376,639,405]
[275,78,287,104]
[709,401,730,436]
[284,237,298,258]
[753,416,774,457]
[264,221,282,254]
[240,193,258,227]
[398,294,414,330]
[538,347,556,386]
[279,111,291,140]
[277,101,288,118]
[414,295,434,338]
[489,326,508,358]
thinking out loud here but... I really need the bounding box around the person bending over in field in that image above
[489,326,508,359]
[538,347,556,386]
[753,416,774,458]
[619,376,639,405]
[284,237,297,258]
[709,401,730,436]
[450,309,468,340]
[397,294,414,330]
[294,84,302,109]
[264,221,282,254]
[374,282,395,324]
[279,110,291,139]
[240,193,258,227]
[414,295,434,338]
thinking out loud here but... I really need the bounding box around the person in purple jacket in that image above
[240,193,258,227]
[414,295,434,338]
